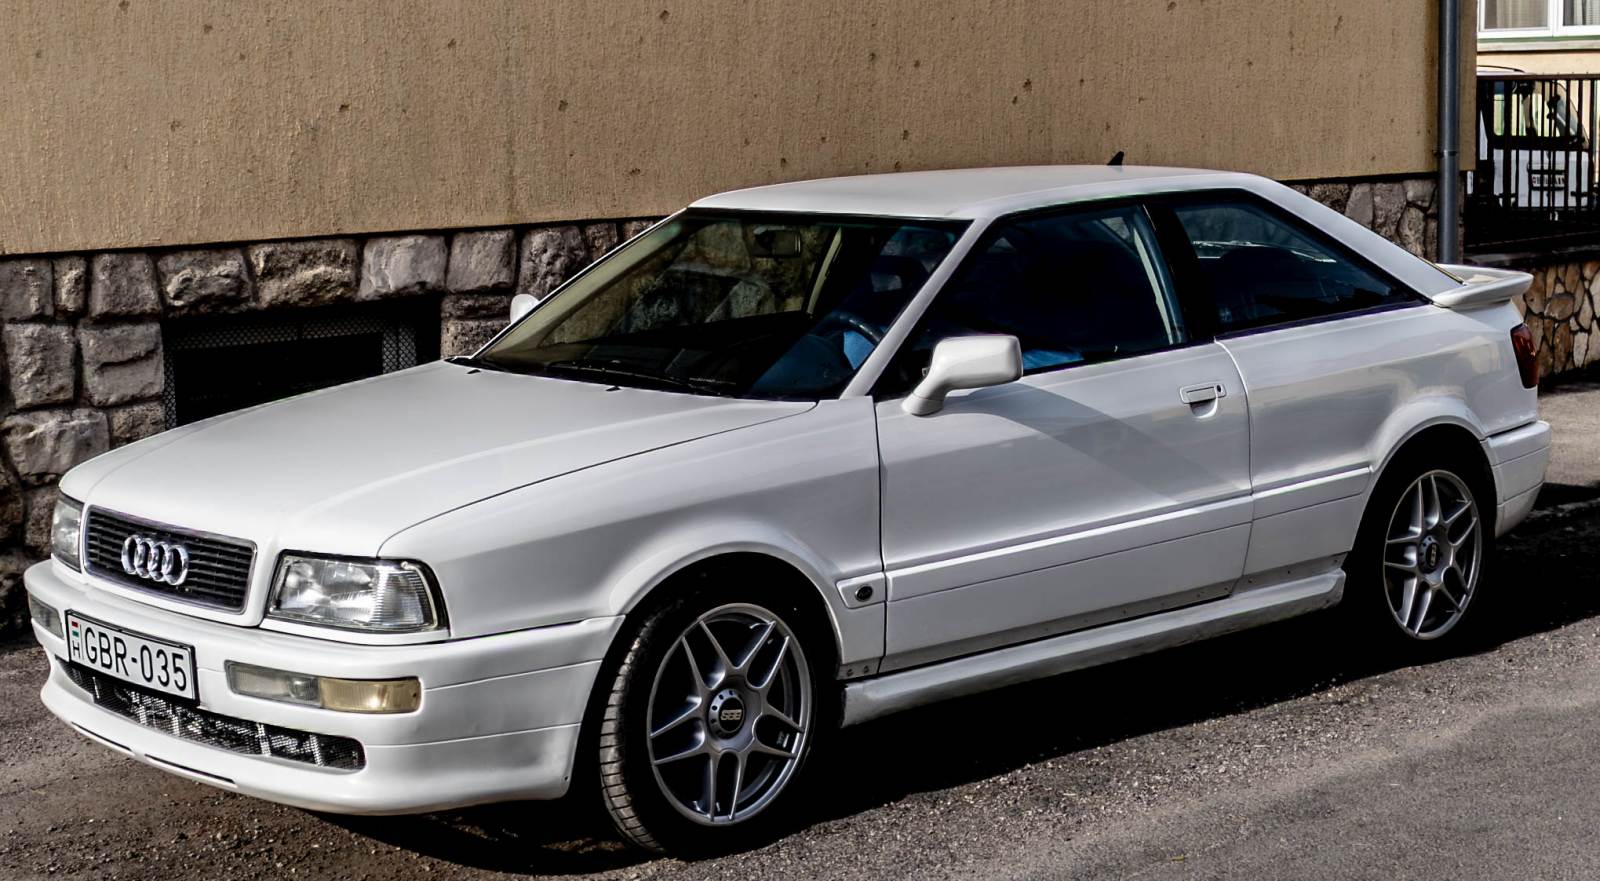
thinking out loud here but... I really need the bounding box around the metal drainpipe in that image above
[1438,0,1461,262]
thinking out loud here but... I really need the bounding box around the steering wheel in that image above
[814,310,885,345]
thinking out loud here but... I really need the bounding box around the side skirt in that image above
[839,571,1344,727]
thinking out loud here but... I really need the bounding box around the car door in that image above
[872,202,1254,670]
[1151,190,1432,580]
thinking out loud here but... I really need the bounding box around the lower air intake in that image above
[64,663,365,771]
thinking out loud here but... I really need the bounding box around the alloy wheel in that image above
[644,603,812,826]
[1381,469,1482,640]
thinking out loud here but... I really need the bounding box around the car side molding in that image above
[839,571,1345,727]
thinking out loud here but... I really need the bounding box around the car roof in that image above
[690,165,1256,220]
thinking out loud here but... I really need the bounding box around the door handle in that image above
[1178,382,1226,405]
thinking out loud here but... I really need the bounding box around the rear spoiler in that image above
[1430,264,1533,310]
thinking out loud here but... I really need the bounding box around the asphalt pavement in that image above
[4,385,1600,880]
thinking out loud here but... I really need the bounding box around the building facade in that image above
[0,1,1475,629]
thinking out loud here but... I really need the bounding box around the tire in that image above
[1343,447,1496,651]
[595,577,830,854]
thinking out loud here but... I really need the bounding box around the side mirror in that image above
[903,335,1023,416]
[509,293,538,323]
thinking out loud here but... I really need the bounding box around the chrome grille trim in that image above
[82,508,255,612]
[64,663,365,771]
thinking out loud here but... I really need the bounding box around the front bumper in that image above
[25,560,622,814]
[1488,419,1552,536]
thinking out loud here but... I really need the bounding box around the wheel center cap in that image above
[707,689,746,737]
[1421,537,1442,572]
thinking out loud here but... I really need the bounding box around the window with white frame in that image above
[1482,0,1600,35]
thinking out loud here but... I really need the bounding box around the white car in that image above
[25,166,1551,853]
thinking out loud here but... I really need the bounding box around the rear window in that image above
[1168,197,1418,335]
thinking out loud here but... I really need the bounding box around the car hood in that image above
[65,361,813,554]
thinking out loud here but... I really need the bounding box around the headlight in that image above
[268,555,445,633]
[51,496,83,571]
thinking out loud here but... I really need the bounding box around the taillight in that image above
[1510,324,1539,389]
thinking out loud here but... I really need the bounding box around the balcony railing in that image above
[1468,72,1600,253]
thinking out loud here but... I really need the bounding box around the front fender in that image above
[379,398,886,669]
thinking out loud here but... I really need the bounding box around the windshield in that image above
[474,211,966,399]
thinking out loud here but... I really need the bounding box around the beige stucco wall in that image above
[1480,46,1600,74]
[0,1,1474,257]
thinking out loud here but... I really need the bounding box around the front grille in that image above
[64,663,365,771]
[83,509,255,612]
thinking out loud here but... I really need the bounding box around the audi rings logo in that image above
[121,535,190,586]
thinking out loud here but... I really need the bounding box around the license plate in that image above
[65,612,197,700]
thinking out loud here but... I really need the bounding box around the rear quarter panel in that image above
[1221,301,1535,575]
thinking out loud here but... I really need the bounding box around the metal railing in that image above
[1468,72,1600,252]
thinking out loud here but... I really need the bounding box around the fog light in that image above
[28,594,63,639]
[226,661,421,714]
[318,677,422,714]
[227,661,320,707]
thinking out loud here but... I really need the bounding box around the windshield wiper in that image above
[448,355,562,377]
[541,358,734,397]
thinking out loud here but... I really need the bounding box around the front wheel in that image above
[1347,456,1492,647]
[596,590,824,853]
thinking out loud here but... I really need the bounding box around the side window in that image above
[881,205,1186,394]
[1168,197,1415,334]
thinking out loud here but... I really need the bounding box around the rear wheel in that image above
[1346,453,1492,647]
[597,586,824,853]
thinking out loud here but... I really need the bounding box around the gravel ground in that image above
[5,388,1600,880]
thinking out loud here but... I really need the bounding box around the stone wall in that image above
[1286,176,1447,261]
[0,173,1445,635]
[1509,259,1600,380]
[0,217,655,632]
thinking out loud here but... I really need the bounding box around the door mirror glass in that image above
[509,293,538,323]
[904,335,1023,416]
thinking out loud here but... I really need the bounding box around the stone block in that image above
[81,323,164,406]
[1525,272,1549,314]
[2,408,110,481]
[442,319,505,358]
[53,256,87,316]
[1403,178,1436,211]
[89,253,161,318]
[1343,184,1374,228]
[1372,183,1407,237]
[248,239,359,308]
[1306,183,1350,214]
[621,219,659,239]
[1397,206,1427,258]
[518,226,588,300]
[0,258,55,320]
[1553,320,1576,370]
[0,464,21,543]
[446,230,516,294]
[442,293,514,320]
[22,486,54,554]
[583,222,622,261]
[158,248,251,312]
[360,235,448,299]
[3,323,76,408]
[1547,292,1578,322]
[107,401,168,447]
